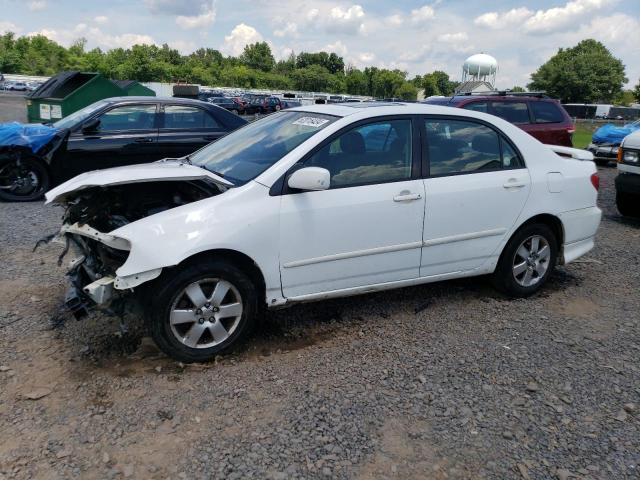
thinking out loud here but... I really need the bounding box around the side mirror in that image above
[287,167,330,191]
[81,118,100,133]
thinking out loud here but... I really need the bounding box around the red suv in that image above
[423,92,575,147]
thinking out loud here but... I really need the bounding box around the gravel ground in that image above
[1,166,639,479]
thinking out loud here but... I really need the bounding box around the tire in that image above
[616,192,640,217]
[147,258,258,363]
[491,223,558,297]
[594,158,610,167]
[0,155,50,202]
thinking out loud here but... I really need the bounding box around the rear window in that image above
[491,102,530,124]
[531,102,565,124]
[462,102,489,113]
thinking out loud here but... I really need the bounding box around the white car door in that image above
[279,117,426,298]
[420,117,531,277]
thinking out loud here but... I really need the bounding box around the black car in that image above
[0,97,247,201]
[207,96,244,115]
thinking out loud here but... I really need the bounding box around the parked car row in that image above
[1,80,42,91]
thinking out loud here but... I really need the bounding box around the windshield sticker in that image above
[292,117,330,128]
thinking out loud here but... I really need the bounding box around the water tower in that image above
[461,53,498,87]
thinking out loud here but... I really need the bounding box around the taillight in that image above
[590,173,599,191]
[567,127,576,134]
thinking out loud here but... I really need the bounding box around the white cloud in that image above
[176,7,216,29]
[410,5,435,21]
[94,16,109,25]
[358,52,375,63]
[324,40,348,56]
[385,14,403,26]
[30,24,155,49]
[144,0,211,16]
[273,22,298,38]
[474,7,533,29]
[475,0,614,34]
[0,21,21,34]
[524,0,614,33]
[326,5,366,34]
[28,1,46,11]
[436,32,474,53]
[221,23,262,56]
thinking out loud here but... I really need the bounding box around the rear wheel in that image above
[0,156,50,202]
[616,192,640,217]
[148,258,258,363]
[492,224,558,297]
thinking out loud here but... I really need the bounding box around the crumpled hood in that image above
[45,161,233,204]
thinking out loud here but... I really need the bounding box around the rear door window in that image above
[424,118,523,175]
[490,102,530,124]
[163,105,220,129]
[97,104,157,132]
[530,102,565,123]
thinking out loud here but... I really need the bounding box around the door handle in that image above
[134,137,153,143]
[503,179,527,189]
[393,192,422,202]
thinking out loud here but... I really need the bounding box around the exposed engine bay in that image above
[61,180,222,231]
[45,179,224,321]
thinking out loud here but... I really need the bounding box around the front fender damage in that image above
[40,177,225,326]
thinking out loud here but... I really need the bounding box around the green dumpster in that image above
[26,71,155,123]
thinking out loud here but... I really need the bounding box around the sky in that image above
[1,0,639,89]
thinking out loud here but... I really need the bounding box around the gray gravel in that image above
[0,166,639,480]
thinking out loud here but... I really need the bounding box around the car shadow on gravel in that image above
[54,267,577,367]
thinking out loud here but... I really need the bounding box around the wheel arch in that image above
[173,248,267,304]
[511,213,565,263]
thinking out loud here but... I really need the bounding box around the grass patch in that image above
[573,124,592,149]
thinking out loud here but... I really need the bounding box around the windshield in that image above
[53,101,108,130]
[189,111,338,185]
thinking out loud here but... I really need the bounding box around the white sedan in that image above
[46,103,602,362]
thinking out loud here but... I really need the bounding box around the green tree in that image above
[511,86,526,92]
[344,67,368,95]
[394,82,418,100]
[633,79,640,103]
[421,75,440,97]
[239,42,275,72]
[296,51,344,74]
[0,33,21,72]
[528,39,627,103]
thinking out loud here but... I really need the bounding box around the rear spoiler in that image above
[548,145,594,161]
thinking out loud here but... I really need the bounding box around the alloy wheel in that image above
[169,278,243,349]
[512,235,551,287]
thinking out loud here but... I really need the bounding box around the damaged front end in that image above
[42,163,231,321]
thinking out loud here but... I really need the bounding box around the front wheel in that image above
[148,259,258,362]
[616,192,640,217]
[492,224,558,297]
[0,156,50,202]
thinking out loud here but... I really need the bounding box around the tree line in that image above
[0,33,449,100]
[0,33,637,103]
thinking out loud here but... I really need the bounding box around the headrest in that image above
[340,131,366,154]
